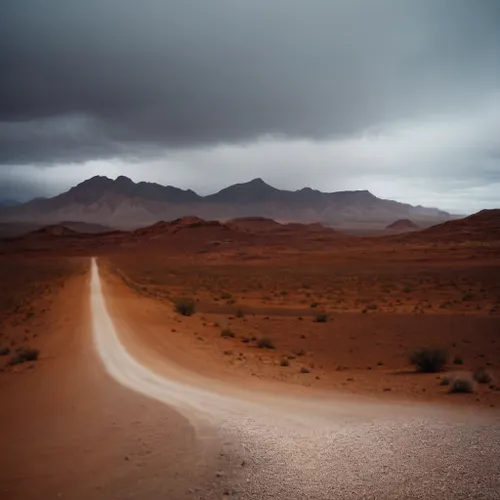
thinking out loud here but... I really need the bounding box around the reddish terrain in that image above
[0,209,499,498]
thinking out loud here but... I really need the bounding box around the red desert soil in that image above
[103,248,500,408]
[0,258,238,500]
[0,210,499,498]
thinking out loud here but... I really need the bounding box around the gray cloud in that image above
[1,0,499,164]
[0,0,499,212]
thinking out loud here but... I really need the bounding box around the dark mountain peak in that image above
[248,177,268,186]
[78,175,113,186]
[206,178,279,203]
[115,175,135,186]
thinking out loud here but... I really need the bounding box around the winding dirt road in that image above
[91,258,500,499]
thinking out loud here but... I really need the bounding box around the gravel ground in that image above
[92,258,500,500]
[220,414,500,500]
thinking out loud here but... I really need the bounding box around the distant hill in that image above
[0,175,452,229]
[402,209,500,242]
[0,199,21,208]
[386,219,421,232]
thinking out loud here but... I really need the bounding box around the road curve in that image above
[91,257,500,499]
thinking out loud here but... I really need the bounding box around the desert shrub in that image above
[310,302,320,308]
[300,367,310,374]
[0,346,10,356]
[440,374,455,386]
[409,347,448,373]
[8,348,40,366]
[257,337,275,349]
[449,375,475,394]
[453,355,464,365]
[220,293,232,300]
[220,329,235,338]
[473,367,494,384]
[280,359,290,367]
[314,312,328,323]
[173,297,196,316]
[236,309,244,318]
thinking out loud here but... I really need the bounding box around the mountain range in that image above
[0,175,452,230]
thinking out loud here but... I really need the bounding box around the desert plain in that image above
[1,210,499,499]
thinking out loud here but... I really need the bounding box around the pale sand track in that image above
[91,258,500,499]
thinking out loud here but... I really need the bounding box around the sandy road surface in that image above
[91,258,500,499]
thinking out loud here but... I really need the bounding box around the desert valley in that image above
[0,176,499,499]
[2,1,500,497]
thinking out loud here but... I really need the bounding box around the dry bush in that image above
[173,297,196,316]
[409,347,448,373]
[473,367,494,384]
[314,312,328,323]
[220,329,235,338]
[257,337,275,349]
[449,374,475,394]
[0,346,10,356]
[8,348,40,366]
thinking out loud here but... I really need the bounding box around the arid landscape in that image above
[2,1,500,498]
[0,200,499,498]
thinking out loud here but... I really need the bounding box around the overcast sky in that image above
[0,0,499,212]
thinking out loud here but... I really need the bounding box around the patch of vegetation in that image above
[409,347,448,373]
[256,337,275,349]
[403,285,412,293]
[280,359,290,367]
[220,329,235,338]
[8,348,40,366]
[440,374,454,386]
[310,302,320,308]
[235,309,244,318]
[173,297,196,316]
[300,367,311,374]
[453,355,464,365]
[449,375,475,394]
[314,312,328,323]
[0,346,10,356]
[220,292,232,300]
[473,367,494,384]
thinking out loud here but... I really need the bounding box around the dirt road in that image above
[91,258,500,499]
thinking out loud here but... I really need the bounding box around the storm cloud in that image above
[0,0,499,211]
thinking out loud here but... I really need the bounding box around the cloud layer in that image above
[0,0,499,211]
